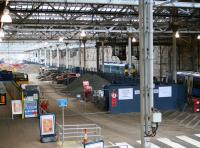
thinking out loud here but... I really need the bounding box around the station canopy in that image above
[0,0,199,51]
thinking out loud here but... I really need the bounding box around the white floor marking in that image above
[176,135,200,148]
[157,138,186,148]
[115,142,134,148]
[195,134,200,138]
[137,140,160,148]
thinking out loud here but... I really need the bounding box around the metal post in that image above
[198,40,199,72]
[96,45,100,72]
[44,48,47,66]
[50,48,53,67]
[66,48,68,69]
[37,49,39,63]
[139,0,145,147]
[83,40,86,70]
[128,36,132,70]
[172,31,177,83]
[57,46,60,68]
[62,107,64,147]
[79,40,81,69]
[160,46,162,81]
[139,0,154,147]
[148,0,154,116]
[39,49,42,64]
[102,41,104,72]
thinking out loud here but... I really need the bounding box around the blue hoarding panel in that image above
[106,84,187,114]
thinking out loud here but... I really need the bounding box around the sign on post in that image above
[57,99,68,108]
[56,98,68,147]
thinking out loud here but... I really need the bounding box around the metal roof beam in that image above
[6,28,200,34]
[9,0,200,8]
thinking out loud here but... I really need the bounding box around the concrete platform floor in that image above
[0,73,200,148]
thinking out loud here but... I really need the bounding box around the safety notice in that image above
[118,88,133,100]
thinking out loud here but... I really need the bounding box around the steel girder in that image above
[1,0,199,43]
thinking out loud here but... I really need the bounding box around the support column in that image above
[37,49,39,63]
[139,0,154,147]
[96,45,100,72]
[44,48,47,66]
[39,49,42,64]
[66,48,69,69]
[50,47,53,67]
[57,46,60,68]
[128,35,132,69]
[79,41,81,69]
[172,31,177,83]
[101,41,104,72]
[198,39,200,71]
[83,40,86,69]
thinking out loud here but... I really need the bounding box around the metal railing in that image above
[57,123,102,145]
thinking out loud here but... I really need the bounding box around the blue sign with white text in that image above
[57,99,68,107]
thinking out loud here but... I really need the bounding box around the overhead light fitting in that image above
[0,29,5,38]
[1,8,12,23]
[59,37,64,42]
[197,35,200,40]
[44,42,48,45]
[132,37,136,42]
[175,31,180,38]
[80,30,86,38]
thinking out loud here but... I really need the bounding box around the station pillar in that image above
[172,31,177,83]
[50,47,53,67]
[65,48,69,69]
[128,35,132,69]
[56,46,60,68]
[101,41,104,72]
[44,48,47,66]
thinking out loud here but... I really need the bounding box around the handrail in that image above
[56,123,102,145]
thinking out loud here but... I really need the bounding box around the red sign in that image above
[111,91,118,107]
[112,98,118,107]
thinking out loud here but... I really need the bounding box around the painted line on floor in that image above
[137,140,160,148]
[195,134,200,138]
[157,138,186,148]
[176,136,200,148]
[192,119,200,129]
[115,142,134,148]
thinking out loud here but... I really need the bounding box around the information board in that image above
[40,114,56,136]
[158,86,172,98]
[24,96,38,118]
[118,88,133,100]
[12,100,22,115]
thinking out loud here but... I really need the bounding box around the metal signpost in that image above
[57,99,68,147]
